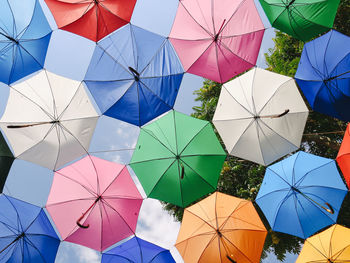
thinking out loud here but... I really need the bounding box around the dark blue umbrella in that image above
[102,236,176,263]
[295,30,350,121]
[0,0,52,85]
[84,24,184,126]
[255,151,348,239]
[0,194,60,262]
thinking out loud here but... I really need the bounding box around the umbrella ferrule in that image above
[128,66,140,81]
[291,186,301,194]
[226,255,237,263]
[15,232,25,241]
[216,229,223,237]
[286,0,296,8]
[0,33,19,44]
[95,195,102,203]
[94,0,99,4]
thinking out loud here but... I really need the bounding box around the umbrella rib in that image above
[294,160,334,186]
[46,197,96,208]
[142,129,177,156]
[23,236,49,263]
[129,24,139,74]
[100,166,127,197]
[333,245,350,261]
[196,233,220,263]
[270,190,294,230]
[178,123,209,156]
[185,209,217,231]
[99,1,129,24]
[222,84,255,117]
[130,156,176,166]
[43,70,58,119]
[300,46,325,80]
[59,2,95,31]
[98,198,103,251]
[229,119,255,154]
[53,123,63,171]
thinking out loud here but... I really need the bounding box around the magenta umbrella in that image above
[169,0,265,83]
[46,156,143,252]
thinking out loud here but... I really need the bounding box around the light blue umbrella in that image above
[0,0,52,84]
[84,24,184,127]
[256,151,348,239]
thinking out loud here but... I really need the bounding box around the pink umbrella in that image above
[46,156,143,251]
[169,0,265,83]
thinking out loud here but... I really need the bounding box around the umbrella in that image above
[259,0,340,41]
[102,236,176,263]
[0,70,99,171]
[84,24,184,127]
[0,0,52,85]
[256,151,348,239]
[176,192,267,263]
[44,0,137,42]
[295,30,350,121]
[169,0,265,83]
[0,194,60,263]
[46,155,143,252]
[213,67,308,165]
[336,124,350,188]
[296,224,350,263]
[0,132,14,193]
[129,110,226,208]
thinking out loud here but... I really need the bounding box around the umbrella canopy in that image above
[102,236,176,263]
[129,111,226,208]
[0,194,60,263]
[44,0,137,42]
[169,0,265,83]
[0,0,52,85]
[0,70,99,171]
[176,192,267,263]
[0,132,14,193]
[46,155,143,252]
[259,0,340,41]
[256,151,348,239]
[84,24,184,126]
[295,30,350,121]
[296,224,350,263]
[213,67,308,166]
[336,124,350,188]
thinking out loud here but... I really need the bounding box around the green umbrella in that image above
[260,0,340,41]
[130,111,226,208]
[0,132,14,192]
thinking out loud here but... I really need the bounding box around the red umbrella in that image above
[44,0,137,42]
[46,156,143,251]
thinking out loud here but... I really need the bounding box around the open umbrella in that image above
[259,0,340,41]
[256,151,348,239]
[84,24,184,126]
[295,30,350,121]
[296,224,350,263]
[102,236,176,263]
[0,70,99,171]
[0,194,60,263]
[176,192,267,263]
[213,67,308,165]
[46,155,143,252]
[0,0,52,84]
[337,124,350,188]
[169,0,265,83]
[0,133,14,193]
[129,110,226,208]
[44,0,137,42]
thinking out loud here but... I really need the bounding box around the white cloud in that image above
[55,242,101,263]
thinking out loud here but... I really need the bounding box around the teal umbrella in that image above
[130,111,226,208]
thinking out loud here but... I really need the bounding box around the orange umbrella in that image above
[336,124,350,188]
[175,192,267,263]
[296,224,350,263]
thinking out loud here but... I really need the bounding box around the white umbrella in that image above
[0,70,99,170]
[213,67,309,165]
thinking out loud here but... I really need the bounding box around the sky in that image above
[0,0,299,262]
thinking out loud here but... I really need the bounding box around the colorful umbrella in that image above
[46,155,143,251]
[169,0,265,83]
[102,236,176,263]
[256,151,348,239]
[295,30,350,121]
[336,124,350,188]
[176,192,267,263]
[0,0,52,84]
[296,224,350,263]
[0,133,14,193]
[84,24,184,126]
[0,194,60,263]
[213,67,308,165]
[129,111,226,208]
[0,70,99,171]
[44,0,137,42]
[259,0,340,41]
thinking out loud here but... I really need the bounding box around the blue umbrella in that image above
[84,24,184,126]
[0,194,60,262]
[255,151,348,239]
[295,30,350,121]
[0,0,52,85]
[102,236,176,263]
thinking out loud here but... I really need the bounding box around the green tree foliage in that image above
[163,0,350,261]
